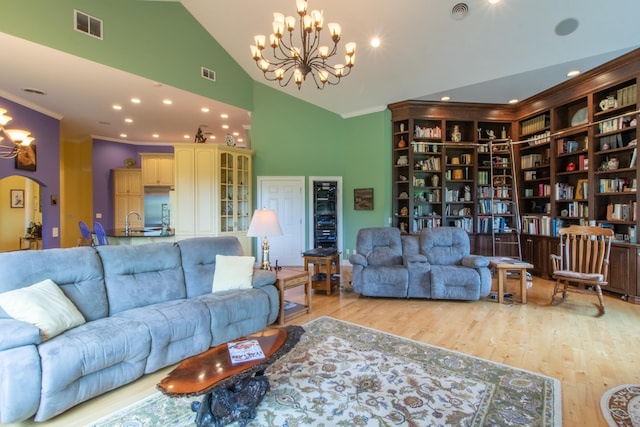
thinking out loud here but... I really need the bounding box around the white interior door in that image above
[257,176,305,266]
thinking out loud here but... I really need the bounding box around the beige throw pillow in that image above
[0,279,86,340]
[212,255,256,292]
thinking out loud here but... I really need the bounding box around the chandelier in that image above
[250,0,356,90]
[0,108,34,159]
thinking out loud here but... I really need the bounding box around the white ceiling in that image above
[1,0,639,145]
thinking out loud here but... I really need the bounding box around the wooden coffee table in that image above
[157,326,304,427]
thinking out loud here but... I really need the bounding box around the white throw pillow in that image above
[0,279,86,340]
[212,255,256,292]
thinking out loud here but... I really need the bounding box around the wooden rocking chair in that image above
[550,225,614,314]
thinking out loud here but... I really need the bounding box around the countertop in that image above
[106,228,175,238]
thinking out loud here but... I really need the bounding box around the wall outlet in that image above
[52,227,59,238]
[388,217,392,224]
[96,213,102,218]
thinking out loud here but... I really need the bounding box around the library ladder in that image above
[488,139,522,259]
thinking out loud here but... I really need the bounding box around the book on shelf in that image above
[227,338,266,364]
[630,148,637,168]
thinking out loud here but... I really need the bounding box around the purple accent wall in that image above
[0,97,61,248]
[92,140,173,229]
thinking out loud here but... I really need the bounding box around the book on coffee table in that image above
[227,339,266,364]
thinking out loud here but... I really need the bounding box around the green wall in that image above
[1,1,392,251]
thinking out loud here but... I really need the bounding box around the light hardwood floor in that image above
[9,268,640,426]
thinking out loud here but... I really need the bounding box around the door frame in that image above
[308,176,343,257]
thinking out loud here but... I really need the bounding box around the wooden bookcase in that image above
[390,48,640,301]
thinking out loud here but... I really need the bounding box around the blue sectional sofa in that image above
[0,236,278,423]
[350,227,492,300]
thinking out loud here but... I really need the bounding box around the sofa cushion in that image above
[212,255,255,292]
[97,243,186,315]
[177,236,245,298]
[0,279,85,341]
[35,316,151,421]
[113,299,211,373]
[356,227,403,266]
[430,265,480,300]
[0,247,108,321]
[420,227,470,265]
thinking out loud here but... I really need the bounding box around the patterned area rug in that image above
[601,384,640,426]
[88,316,561,426]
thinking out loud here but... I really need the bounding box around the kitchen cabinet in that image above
[113,169,143,230]
[141,153,174,186]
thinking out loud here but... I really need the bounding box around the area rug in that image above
[601,384,640,426]
[88,316,561,426]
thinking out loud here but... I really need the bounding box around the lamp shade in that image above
[247,209,283,237]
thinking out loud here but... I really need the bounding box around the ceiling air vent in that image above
[451,3,469,20]
[74,10,103,39]
[201,67,216,82]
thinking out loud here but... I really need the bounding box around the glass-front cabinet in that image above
[219,150,251,234]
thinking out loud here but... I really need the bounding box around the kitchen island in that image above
[106,228,175,245]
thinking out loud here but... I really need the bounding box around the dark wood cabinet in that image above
[522,234,554,279]
[607,243,638,297]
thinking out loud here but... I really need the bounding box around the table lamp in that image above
[247,209,283,270]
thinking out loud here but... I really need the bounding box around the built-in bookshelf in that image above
[592,79,638,243]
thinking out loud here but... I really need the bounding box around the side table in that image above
[489,258,533,304]
[276,268,312,325]
[302,252,341,295]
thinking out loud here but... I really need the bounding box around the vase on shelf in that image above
[451,125,462,142]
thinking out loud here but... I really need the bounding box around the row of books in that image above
[522,216,568,236]
[477,200,511,214]
[555,182,575,200]
[451,217,473,232]
[524,184,552,197]
[414,157,441,170]
[558,202,588,218]
[598,133,634,150]
[520,115,550,136]
[477,216,510,233]
[599,223,637,243]
[557,138,587,155]
[414,189,441,203]
[615,84,637,107]
[599,178,633,193]
[477,186,511,199]
[597,115,636,134]
[606,202,637,222]
[414,218,442,230]
[521,153,543,169]
[411,141,439,153]
[415,126,442,139]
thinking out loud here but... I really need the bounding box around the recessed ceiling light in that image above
[131,98,141,104]
[183,134,190,139]
[152,134,159,138]
[237,138,244,143]
[567,69,581,77]
[112,105,122,110]
[441,96,451,101]
[163,99,172,105]
[508,99,519,104]
[233,132,239,136]
[202,107,210,113]
[222,124,229,129]
[124,118,133,123]
[220,113,228,118]
[120,133,127,138]
[488,0,500,4]
[370,37,381,48]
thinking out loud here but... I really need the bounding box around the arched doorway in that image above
[0,175,42,251]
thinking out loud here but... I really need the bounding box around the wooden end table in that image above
[276,268,312,326]
[302,251,341,295]
[157,326,304,427]
[489,258,533,304]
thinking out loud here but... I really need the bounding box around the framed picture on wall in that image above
[354,188,374,210]
[15,143,37,171]
[10,189,24,208]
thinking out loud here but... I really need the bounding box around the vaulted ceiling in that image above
[0,0,638,144]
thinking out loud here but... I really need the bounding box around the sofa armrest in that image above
[349,253,367,267]
[252,269,277,288]
[461,255,490,269]
[404,254,428,265]
[0,319,41,351]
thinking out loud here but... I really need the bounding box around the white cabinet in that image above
[172,144,253,254]
[141,153,174,186]
[113,169,144,230]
